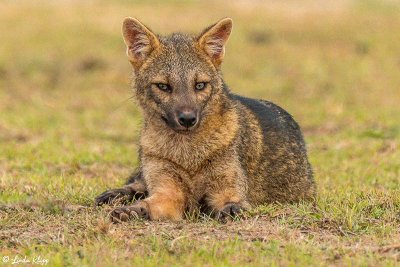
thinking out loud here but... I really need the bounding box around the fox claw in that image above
[110,202,150,223]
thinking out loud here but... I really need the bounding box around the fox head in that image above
[122,17,233,133]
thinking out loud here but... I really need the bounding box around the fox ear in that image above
[122,17,160,68]
[197,18,233,67]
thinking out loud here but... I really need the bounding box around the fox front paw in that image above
[110,202,150,223]
[217,202,243,223]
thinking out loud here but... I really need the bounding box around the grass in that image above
[0,0,399,266]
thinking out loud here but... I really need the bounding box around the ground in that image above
[0,0,399,266]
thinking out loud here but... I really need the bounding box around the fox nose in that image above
[178,111,197,128]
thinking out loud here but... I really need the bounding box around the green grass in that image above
[1,0,399,266]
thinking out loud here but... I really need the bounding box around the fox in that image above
[95,17,316,222]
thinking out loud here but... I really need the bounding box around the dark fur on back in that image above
[232,93,314,204]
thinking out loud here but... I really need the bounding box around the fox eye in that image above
[195,82,207,91]
[156,83,171,92]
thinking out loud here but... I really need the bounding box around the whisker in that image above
[109,95,135,114]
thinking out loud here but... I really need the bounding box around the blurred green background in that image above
[1,1,399,266]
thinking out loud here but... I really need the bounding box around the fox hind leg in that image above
[95,170,147,206]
